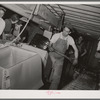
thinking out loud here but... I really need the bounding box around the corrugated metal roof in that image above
[44,4,100,39]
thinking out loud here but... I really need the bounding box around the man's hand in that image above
[48,46,54,52]
[48,43,54,52]
[73,58,78,66]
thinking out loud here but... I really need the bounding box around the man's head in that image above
[78,36,83,44]
[0,7,6,18]
[11,14,19,24]
[62,27,71,37]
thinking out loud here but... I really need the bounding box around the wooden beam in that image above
[65,14,100,25]
[65,19,100,30]
[75,29,99,39]
[74,26,99,37]
[59,5,100,18]
[65,19,100,33]
[64,10,100,23]
[65,16,100,27]
[71,23,100,34]
[65,18,100,36]
[60,5,100,14]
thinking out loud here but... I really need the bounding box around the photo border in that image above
[0,0,100,99]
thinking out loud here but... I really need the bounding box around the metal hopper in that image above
[0,46,43,89]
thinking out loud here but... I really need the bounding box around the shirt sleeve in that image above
[50,34,59,44]
[68,36,78,59]
[0,19,5,35]
[97,41,100,51]
[68,36,75,46]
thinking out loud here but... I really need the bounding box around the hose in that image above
[54,49,72,64]
[49,45,72,64]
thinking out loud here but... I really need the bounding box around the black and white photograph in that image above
[0,2,100,95]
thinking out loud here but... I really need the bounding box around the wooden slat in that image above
[75,27,99,36]
[65,16,100,27]
[63,10,100,22]
[60,5,100,14]
[84,4,100,8]
[59,5,100,18]
[65,15,100,31]
[71,23,100,34]
[74,27,99,37]
[55,6,100,19]
[65,13,100,25]
[65,19,100,32]
[65,19,100,36]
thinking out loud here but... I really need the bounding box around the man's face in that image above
[0,10,5,18]
[78,36,83,43]
[62,27,71,37]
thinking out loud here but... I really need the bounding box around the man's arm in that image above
[0,20,5,35]
[72,43,78,65]
[69,36,78,59]
[48,34,56,51]
[48,34,58,51]
[72,43,78,59]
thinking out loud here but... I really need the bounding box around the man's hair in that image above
[63,26,70,31]
[11,14,19,22]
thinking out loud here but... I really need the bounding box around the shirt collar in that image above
[60,32,68,40]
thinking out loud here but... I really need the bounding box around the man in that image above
[12,20,23,41]
[49,26,78,89]
[3,14,19,40]
[0,7,6,36]
[95,37,100,59]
